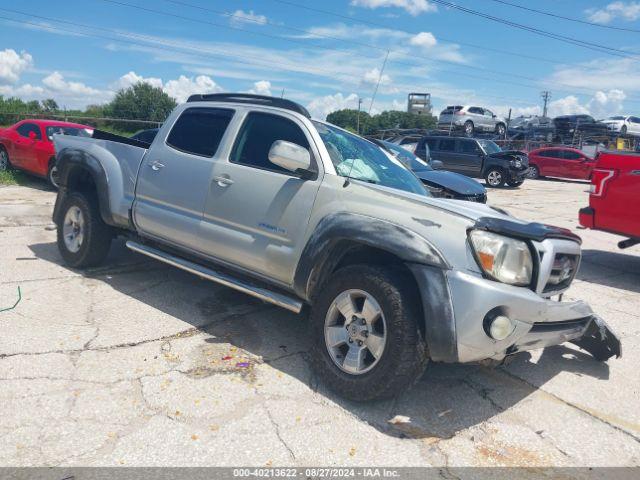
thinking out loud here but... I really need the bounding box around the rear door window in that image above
[425,138,438,151]
[167,107,234,157]
[16,123,42,140]
[230,112,310,174]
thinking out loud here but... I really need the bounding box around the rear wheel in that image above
[464,121,475,136]
[47,159,60,189]
[310,265,428,401]
[485,168,506,188]
[56,192,112,268]
[527,165,540,179]
[0,147,10,171]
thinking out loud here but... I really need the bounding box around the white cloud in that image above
[0,49,33,84]
[350,0,437,16]
[42,72,103,96]
[586,2,640,24]
[362,68,392,86]
[248,80,272,96]
[587,89,626,118]
[547,58,640,93]
[111,71,163,90]
[163,75,223,103]
[307,93,359,119]
[410,32,437,49]
[229,9,268,26]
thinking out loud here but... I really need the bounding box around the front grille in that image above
[543,253,579,293]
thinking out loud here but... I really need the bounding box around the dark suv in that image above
[417,136,529,188]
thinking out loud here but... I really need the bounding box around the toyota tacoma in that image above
[52,94,621,401]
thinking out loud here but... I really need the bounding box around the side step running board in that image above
[126,241,303,313]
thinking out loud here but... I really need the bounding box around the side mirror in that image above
[28,131,37,140]
[431,159,444,169]
[268,140,312,175]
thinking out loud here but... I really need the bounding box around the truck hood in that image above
[414,169,486,196]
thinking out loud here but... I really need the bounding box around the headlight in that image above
[469,230,533,286]
[511,158,523,168]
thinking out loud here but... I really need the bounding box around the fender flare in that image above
[53,148,116,227]
[292,212,449,301]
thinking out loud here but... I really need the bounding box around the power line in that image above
[0,12,554,109]
[87,2,638,102]
[429,0,639,58]
[268,0,573,66]
[483,0,640,34]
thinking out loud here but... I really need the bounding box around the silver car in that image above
[438,105,507,136]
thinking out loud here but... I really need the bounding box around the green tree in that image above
[41,98,59,113]
[326,109,372,134]
[326,108,435,136]
[105,82,176,123]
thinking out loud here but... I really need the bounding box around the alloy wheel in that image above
[324,289,387,375]
[487,170,503,186]
[62,206,85,253]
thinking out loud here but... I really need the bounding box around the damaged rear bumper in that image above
[410,266,622,364]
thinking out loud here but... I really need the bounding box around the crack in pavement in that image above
[496,368,640,444]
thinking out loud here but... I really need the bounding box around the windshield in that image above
[46,126,93,140]
[379,140,432,172]
[608,116,625,120]
[313,121,428,196]
[478,139,501,155]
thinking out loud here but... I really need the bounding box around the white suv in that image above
[438,105,507,136]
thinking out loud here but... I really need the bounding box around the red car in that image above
[0,120,93,188]
[579,150,640,249]
[527,146,595,180]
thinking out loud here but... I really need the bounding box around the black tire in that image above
[56,192,112,268]
[309,265,428,401]
[528,165,540,179]
[464,121,474,136]
[495,123,506,136]
[47,158,59,190]
[621,125,628,135]
[0,146,11,171]
[485,168,506,188]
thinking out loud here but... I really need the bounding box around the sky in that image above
[1,0,640,120]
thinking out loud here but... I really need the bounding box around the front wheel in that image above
[56,192,112,268]
[485,168,506,188]
[527,165,540,179]
[620,125,628,135]
[495,123,506,136]
[310,265,428,401]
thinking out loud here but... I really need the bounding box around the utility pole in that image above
[541,91,551,118]
[357,97,363,134]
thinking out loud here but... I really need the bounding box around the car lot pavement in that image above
[0,178,639,467]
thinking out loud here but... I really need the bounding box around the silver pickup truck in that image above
[52,94,620,401]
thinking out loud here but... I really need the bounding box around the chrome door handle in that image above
[631,170,640,176]
[149,161,165,171]
[212,175,234,187]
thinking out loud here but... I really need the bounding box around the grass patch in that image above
[0,169,26,185]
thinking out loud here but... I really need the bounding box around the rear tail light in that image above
[590,169,615,197]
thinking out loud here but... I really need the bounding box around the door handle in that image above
[212,175,234,187]
[149,161,165,171]
[631,170,640,176]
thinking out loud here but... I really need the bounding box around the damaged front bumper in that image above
[410,266,621,364]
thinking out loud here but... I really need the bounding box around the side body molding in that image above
[293,212,449,301]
